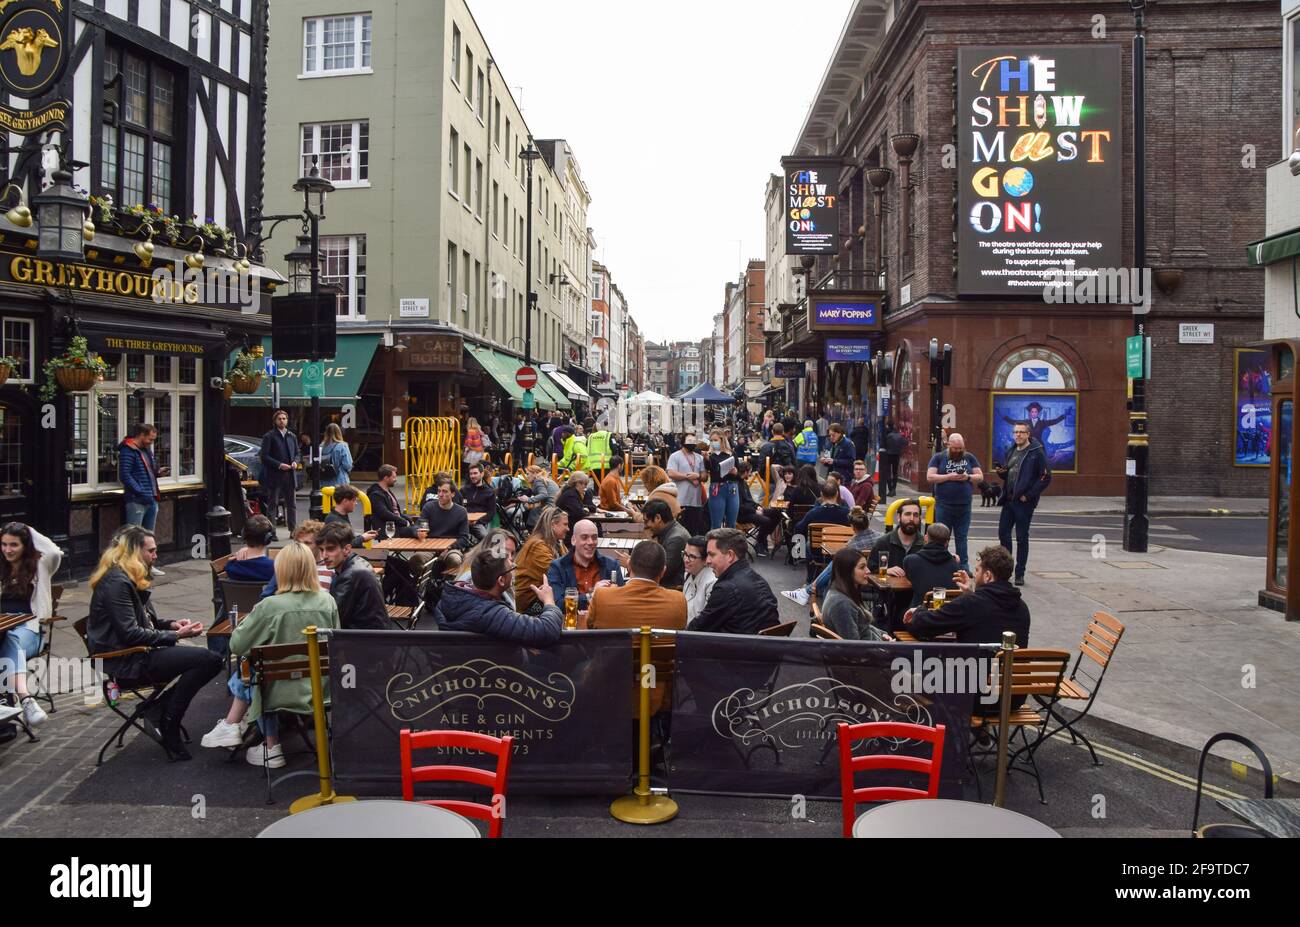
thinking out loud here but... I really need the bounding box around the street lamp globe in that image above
[293,154,335,216]
[33,167,89,262]
[284,235,318,295]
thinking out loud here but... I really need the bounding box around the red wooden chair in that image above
[836,721,946,838]
[400,729,515,838]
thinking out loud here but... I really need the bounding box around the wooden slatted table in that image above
[866,574,913,593]
[373,538,456,554]
[468,512,490,525]
[0,613,36,634]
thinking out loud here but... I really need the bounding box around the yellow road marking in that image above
[1081,740,1247,800]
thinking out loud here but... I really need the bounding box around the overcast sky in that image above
[471,0,855,346]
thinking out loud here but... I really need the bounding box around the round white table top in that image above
[257,800,481,839]
[853,799,1060,838]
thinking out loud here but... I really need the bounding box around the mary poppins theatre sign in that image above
[957,45,1122,297]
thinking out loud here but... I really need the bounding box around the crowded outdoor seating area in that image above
[1,410,1292,844]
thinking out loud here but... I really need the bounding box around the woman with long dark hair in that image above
[784,464,822,506]
[0,522,61,727]
[820,547,887,641]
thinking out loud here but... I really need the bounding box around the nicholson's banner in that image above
[670,633,987,799]
[957,45,1123,297]
[328,630,635,795]
[781,156,842,255]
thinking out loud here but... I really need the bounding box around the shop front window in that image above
[69,354,203,495]
[1277,400,1293,590]
[0,404,24,500]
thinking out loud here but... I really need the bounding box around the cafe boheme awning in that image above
[230,334,380,407]
[466,345,571,411]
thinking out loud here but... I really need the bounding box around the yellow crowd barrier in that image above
[404,418,461,514]
[884,495,937,527]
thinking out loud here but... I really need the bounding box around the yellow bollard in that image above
[993,631,1017,808]
[610,627,678,825]
[289,626,356,814]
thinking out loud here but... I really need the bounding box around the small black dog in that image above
[978,480,1001,507]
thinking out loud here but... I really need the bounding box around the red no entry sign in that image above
[516,366,538,389]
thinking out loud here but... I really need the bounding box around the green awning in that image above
[230,334,380,407]
[1247,229,1300,268]
[466,345,559,411]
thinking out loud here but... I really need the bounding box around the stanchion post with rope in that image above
[611,627,678,825]
[289,626,356,814]
[993,630,1017,808]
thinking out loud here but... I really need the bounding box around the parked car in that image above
[225,435,262,482]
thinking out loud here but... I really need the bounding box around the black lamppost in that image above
[520,140,543,457]
[1124,0,1150,553]
[253,156,335,521]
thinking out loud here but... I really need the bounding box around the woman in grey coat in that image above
[820,547,887,641]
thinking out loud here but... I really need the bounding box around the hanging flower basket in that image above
[0,356,17,386]
[230,372,262,394]
[55,366,99,392]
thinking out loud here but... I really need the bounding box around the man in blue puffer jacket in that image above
[436,550,563,645]
[119,423,163,530]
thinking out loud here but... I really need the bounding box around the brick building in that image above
[768,0,1279,496]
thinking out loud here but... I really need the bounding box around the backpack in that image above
[769,439,795,469]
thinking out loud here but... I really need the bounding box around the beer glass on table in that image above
[564,588,580,630]
[931,587,947,609]
[384,521,396,541]
[878,552,889,579]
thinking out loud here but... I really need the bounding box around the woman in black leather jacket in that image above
[87,526,223,761]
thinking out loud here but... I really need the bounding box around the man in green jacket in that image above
[585,416,615,473]
[560,428,589,471]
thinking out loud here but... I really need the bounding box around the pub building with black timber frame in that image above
[0,0,281,572]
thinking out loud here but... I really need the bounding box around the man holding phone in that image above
[926,433,983,573]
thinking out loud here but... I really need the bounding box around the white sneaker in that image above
[151,567,167,577]
[781,588,811,607]
[246,743,286,769]
[201,719,245,749]
[20,697,46,726]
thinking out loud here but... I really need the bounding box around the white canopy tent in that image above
[616,392,680,435]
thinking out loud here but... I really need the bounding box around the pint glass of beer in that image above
[564,588,579,630]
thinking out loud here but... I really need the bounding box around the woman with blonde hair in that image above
[704,427,740,530]
[87,526,222,761]
[201,542,339,769]
[515,507,569,615]
[319,422,353,488]
[640,465,680,517]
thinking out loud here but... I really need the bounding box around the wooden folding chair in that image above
[1037,612,1125,766]
[759,621,798,638]
[31,585,67,713]
[971,649,1071,804]
[247,640,331,804]
[811,623,843,641]
[805,523,844,583]
[72,617,190,765]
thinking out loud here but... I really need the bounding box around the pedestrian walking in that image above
[319,423,353,489]
[259,410,299,535]
[995,422,1052,586]
[926,432,983,573]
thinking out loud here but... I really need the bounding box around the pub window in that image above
[303,13,373,75]
[302,121,369,186]
[70,352,203,495]
[1,318,34,383]
[321,234,367,318]
[101,46,180,214]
